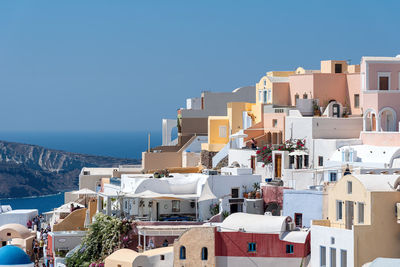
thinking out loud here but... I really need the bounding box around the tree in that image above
[66,213,132,266]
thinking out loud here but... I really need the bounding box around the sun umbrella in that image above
[72,188,97,207]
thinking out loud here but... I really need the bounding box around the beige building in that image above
[173,227,215,267]
[311,174,400,267]
[0,224,36,256]
[105,247,173,267]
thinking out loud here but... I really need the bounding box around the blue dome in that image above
[0,245,32,265]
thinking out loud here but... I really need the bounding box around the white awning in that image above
[124,190,198,200]
[72,188,97,195]
[137,225,203,236]
[198,181,217,202]
[230,132,248,139]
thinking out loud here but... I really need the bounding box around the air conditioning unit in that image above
[287,222,296,231]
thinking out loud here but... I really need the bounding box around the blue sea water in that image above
[0,192,65,214]
[0,131,162,214]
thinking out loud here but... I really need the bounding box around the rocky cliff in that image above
[0,140,140,198]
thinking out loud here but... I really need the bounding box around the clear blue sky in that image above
[0,0,399,132]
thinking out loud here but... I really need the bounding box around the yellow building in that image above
[255,71,294,105]
[311,174,400,267]
[201,102,259,153]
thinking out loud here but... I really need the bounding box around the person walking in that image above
[27,219,32,230]
[33,240,39,261]
[39,238,44,258]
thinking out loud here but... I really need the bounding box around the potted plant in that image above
[313,101,321,116]
[242,185,248,198]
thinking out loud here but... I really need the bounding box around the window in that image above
[179,246,186,260]
[248,242,256,252]
[267,89,272,103]
[335,63,342,73]
[201,247,208,260]
[379,76,389,90]
[258,90,262,103]
[330,247,336,267]
[160,255,165,260]
[289,155,295,165]
[347,181,352,194]
[336,200,343,220]
[358,203,364,224]
[172,200,180,212]
[118,265,122,267]
[295,213,302,227]
[329,172,337,182]
[295,94,299,104]
[219,126,227,138]
[303,93,308,99]
[318,156,323,167]
[340,250,347,267]
[304,155,309,167]
[320,246,326,267]
[354,94,359,108]
[231,188,239,198]
[263,90,267,103]
[124,201,128,209]
[286,244,294,254]
[272,119,278,127]
[331,237,335,245]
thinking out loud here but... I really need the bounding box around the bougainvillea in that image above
[256,139,306,165]
[66,213,132,266]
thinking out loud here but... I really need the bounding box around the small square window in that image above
[272,119,278,127]
[318,156,323,167]
[331,237,335,245]
[336,200,343,220]
[354,94,360,108]
[219,126,227,138]
[335,64,342,73]
[160,255,165,260]
[286,244,294,254]
[248,242,256,252]
[231,188,239,198]
[172,200,181,212]
[358,203,364,224]
[329,172,337,182]
[347,181,352,194]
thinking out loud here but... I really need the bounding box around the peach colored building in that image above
[245,60,361,148]
[289,60,361,116]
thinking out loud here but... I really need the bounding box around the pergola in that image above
[137,225,204,251]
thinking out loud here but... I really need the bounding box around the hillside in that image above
[0,140,139,198]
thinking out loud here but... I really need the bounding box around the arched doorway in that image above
[363,109,377,131]
[378,107,397,132]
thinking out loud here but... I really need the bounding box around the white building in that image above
[98,168,261,221]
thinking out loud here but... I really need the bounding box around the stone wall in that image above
[174,227,216,267]
[201,150,217,169]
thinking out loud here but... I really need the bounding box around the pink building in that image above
[360,56,400,146]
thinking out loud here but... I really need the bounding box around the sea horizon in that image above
[0,131,162,159]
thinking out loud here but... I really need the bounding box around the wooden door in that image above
[275,154,282,178]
